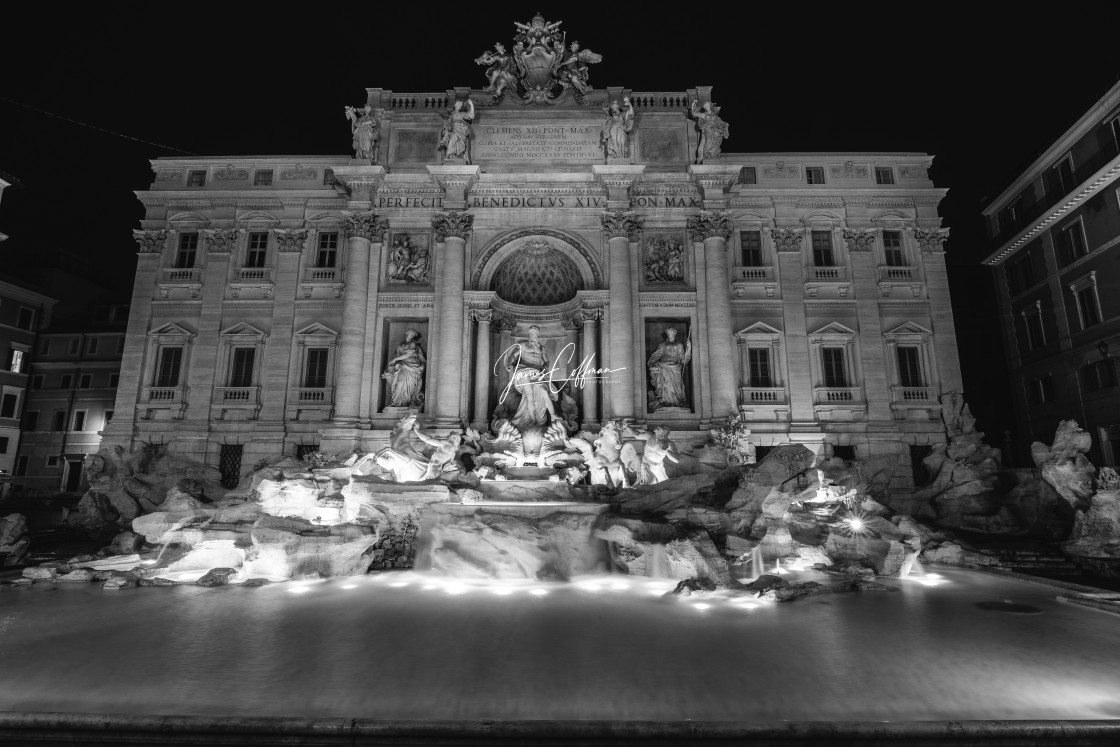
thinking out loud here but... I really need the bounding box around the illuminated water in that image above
[1,568,1119,721]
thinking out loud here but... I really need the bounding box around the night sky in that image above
[3,4,1118,450]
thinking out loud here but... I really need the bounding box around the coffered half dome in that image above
[490,241,584,306]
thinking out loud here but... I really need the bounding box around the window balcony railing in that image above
[806,266,848,282]
[891,386,936,403]
[236,267,272,282]
[303,267,341,283]
[732,266,775,282]
[213,386,261,404]
[739,386,786,403]
[295,386,333,403]
[814,386,863,404]
[161,267,202,283]
[878,266,918,282]
[141,386,184,404]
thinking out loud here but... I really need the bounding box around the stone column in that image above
[601,212,641,420]
[688,211,737,421]
[912,228,961,392]
[580,309,600,428]
[431,211,473,427]
[471,309,492,431]
[333,212,386,426]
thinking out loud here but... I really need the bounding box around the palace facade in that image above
[105,19,956,500]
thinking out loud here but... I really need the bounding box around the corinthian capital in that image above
[600,211,642,241]
[432,211,474,241]
[687,210,733,242]
[909,227,950,253]
[133,229,168,253]
[342,211,388,242]
[842,228,876,252]
[768,228,804,252]
[271,228,308,253]
[201,228,240,253]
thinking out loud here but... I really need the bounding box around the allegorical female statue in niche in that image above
[382,329,426,408]
[345,105,379,162]
[647,327,692,410]
[600,97,634,159]
[439,98,475,162]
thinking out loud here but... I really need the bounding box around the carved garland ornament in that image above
[686,211,733,242]
[432,211,474,241]
[343,212,389,242]
[909,227,950,253]
[769,228,804,252]
[272,229,308,253]
[842,229,876,252]
[133,229,167,253]
[601,212,642,241]
[202,228,240,253]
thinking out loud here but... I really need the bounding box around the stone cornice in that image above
[331,165,387,202]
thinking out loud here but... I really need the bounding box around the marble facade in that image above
[105,17,956,500]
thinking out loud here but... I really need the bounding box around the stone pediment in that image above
[149,322,195,341]
[885,322,932,337]
[221,322,268,339]
[294,323,338,339]
[809,322,857,337]
[735,322,782,338]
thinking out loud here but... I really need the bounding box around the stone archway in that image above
[472,227,603,293]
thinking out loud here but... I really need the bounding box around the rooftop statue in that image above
[344,105,379,163]
[438,98,475,163]
[600,98,635,160]
[475,14,602,103]
[688,101,729,164]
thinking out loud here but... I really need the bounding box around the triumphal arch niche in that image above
[121,11,955,487]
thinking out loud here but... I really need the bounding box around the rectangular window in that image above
[297,444,321,460]
[1009,251,1036,294]
[1051,155,1074,196]
[1083,360,1117,392]
[0,393,17,419]
[14,456,27,476]
[79,374,92,389]
[60,374,72,390]
[176,233,198,268]
[323,168,336,186]
[833,444,855,461]
[8,349,24,373]
[109,373,120,388]
[910,444,933,486]
[822,347,847,387]
[38,338,49,354]
[31,375,43,389]
[246,232,268,268]
[156,347,183,387]
[1056,222,1087,266]
[896,346,924,387]
[317,232,338,267]
[0,437,8,454]
[805,167,825,185]
[23,410,38,431]
[86,337,99,354]
[188,170,206,187]
[1025,312,1046,349]
[748,348,772,388]
[1078,286,1101,329]
[117,337,126,354]
[811,230,834,266]
[874,167,895,185]
[17,307,34,330]
[304,348,328,388]
[740,230,763,266]
[104,410,114,426]
[46,455,59,468]
[51,410,66,431]
[68,338,79,355]
[229,347,256,388]
[737,166,757,185]
[883,230,905,267]
[72,411,86,431]
[254,170,273,186]
[1032,375,1056,404]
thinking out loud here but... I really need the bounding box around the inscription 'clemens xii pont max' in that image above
[473,124,601,161]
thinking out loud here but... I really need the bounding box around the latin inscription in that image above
[473,124,601,161]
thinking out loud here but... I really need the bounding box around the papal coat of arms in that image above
[474,14,602,104]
